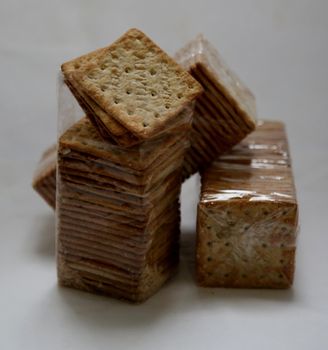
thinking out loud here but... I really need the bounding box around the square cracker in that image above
[69,28,203,140]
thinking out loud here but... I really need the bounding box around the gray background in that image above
[1,0,327,349]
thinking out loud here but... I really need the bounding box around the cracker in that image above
[70,28,202,140]
[196,121,298,288]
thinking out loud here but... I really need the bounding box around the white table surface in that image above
[1,0,327,349]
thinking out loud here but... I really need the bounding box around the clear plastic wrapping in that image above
[196,121,299,289]
[175,34,257,179]
[56,73,194,302]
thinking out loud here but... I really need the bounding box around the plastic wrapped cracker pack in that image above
[175,34,257,179]
[196,121,299,288]
[55,28,201,303]
[56,114,191,302]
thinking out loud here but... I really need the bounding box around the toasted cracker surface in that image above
[69,28,202,139]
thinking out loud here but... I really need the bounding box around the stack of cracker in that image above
[175,34,257,179]
[57,29,202,302]
[197,121,298,288]
[32,144,57,209]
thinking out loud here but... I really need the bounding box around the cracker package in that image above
[197,121,298,288]
[32,144,57,209]
[175,34,257,179]
[56,28,202,302]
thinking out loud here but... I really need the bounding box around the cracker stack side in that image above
[175,34,257,179]
[57,113,191,302]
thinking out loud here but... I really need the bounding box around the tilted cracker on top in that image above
[62,28,203,143]
[175,34,257,178]
[197,121,298,289]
